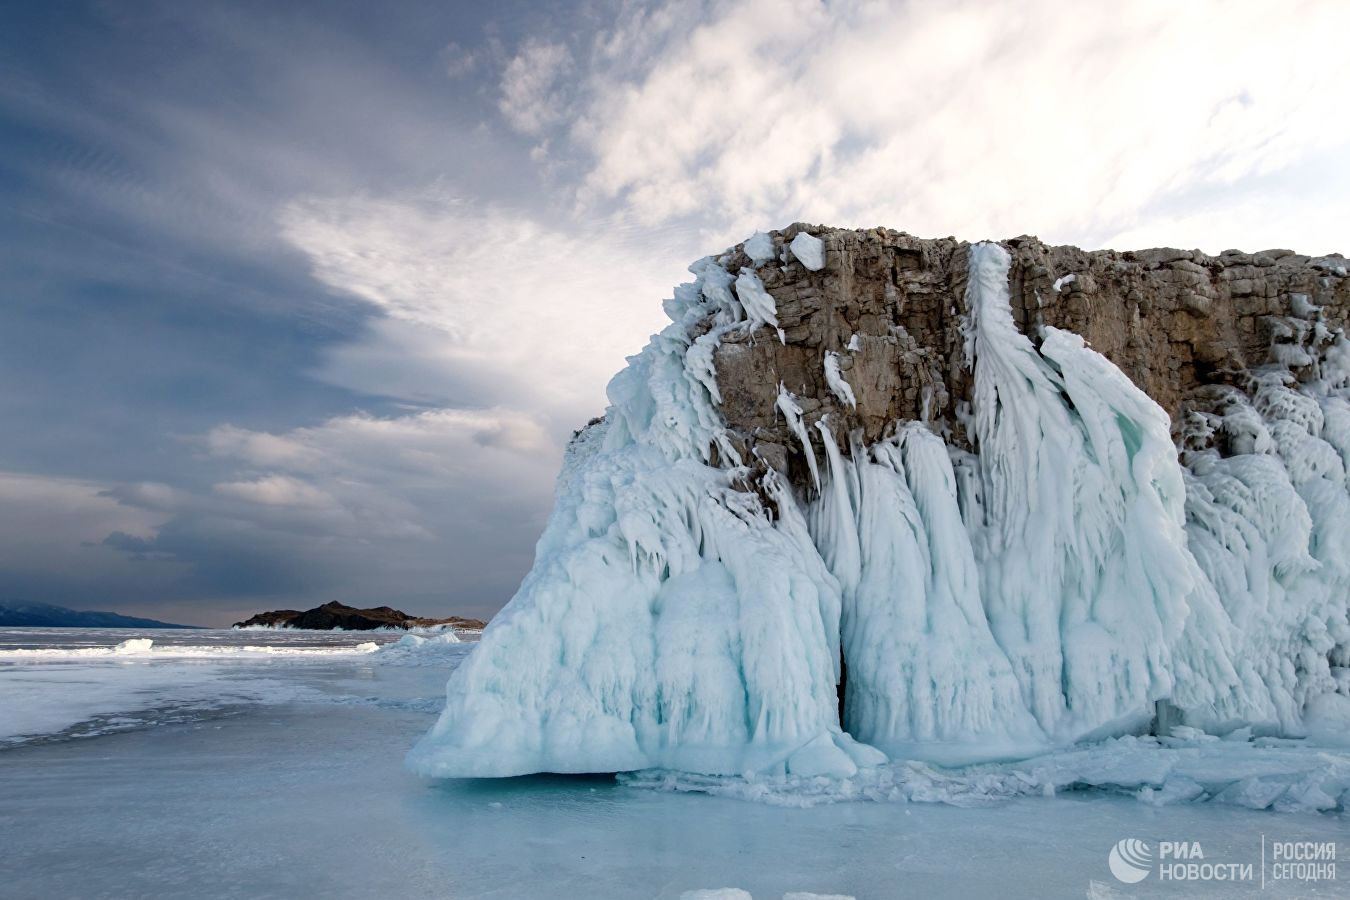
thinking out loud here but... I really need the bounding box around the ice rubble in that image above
[622,731,1350,812]
[410,236,1350,784]
[372,632,470,667]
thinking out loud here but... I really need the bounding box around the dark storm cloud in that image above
[0,0,583,624]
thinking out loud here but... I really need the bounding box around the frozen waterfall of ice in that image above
[410,240,1350,780]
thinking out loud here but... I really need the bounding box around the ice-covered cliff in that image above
[409,227,1350,779]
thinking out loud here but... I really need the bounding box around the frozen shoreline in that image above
[3,628,1348,816]
[0,642,1343,899]
[0,628,469,745]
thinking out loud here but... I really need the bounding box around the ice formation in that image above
[822,352,856,409]
[734,269,785,344]
[410,232,1350,780]
[743,231,775,265]
[790,232,825,271]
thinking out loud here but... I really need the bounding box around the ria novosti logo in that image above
[1106,837,1336,885]
[1109,838,1153,883]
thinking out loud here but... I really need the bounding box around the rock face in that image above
[713,225,1350,487]
[409,225,1350,781]
[234,601,485,631]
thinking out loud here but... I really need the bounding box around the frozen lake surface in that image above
[1,628,1346,899]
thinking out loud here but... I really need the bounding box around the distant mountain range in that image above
[0,601,195,629]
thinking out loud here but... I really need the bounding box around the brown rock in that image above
[233,601,486,631]
[700,226,1349,491]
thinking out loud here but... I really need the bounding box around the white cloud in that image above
[278,191,682,424]
[202,406,556,543]
[214,474,341,510]
[544,0,1350,252]
[207,408,551,472]
[205,426,326,469]
[499,39,573,135]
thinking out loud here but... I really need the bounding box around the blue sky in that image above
[3,0,1348,625]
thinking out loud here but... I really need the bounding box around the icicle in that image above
[776,383,820,491]
[823,351,857,409]
[733,269,785,344]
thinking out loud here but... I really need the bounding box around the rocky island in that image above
[234,601,485,631]
[409,225,1350,780]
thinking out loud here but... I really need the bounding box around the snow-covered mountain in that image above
[410,227,1350,779]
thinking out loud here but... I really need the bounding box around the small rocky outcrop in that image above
[233,601,485,631]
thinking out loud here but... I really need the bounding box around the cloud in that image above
[12,0,1350,628]
[3,405,563,624]
[0,472,166,548]
[278,191,682,424]
[515,0,1350,252]
[108,406,558,621]
[0,471,184,604]
[499,39,573,135]
[205,407,552,477]
[214,475,342,510]
[204,427,327,470]
[442,41,479,78]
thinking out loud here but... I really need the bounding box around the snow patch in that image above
[743,231,775,265]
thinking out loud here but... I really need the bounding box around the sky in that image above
[2,0,1349,626]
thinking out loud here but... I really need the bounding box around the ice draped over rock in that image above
[409,251,882,778]
[410,230,1350,779]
